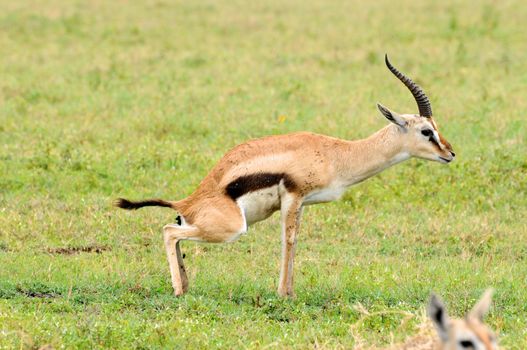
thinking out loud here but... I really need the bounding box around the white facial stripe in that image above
[432,130,443,147]
[421,120,444,149]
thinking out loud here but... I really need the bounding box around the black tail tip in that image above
[114,198,136,210]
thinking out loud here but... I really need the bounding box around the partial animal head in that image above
[378,55,455,164]
[427,290,498,350]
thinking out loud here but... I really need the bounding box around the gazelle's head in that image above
[428,290,498,350]
[377,55,455,164]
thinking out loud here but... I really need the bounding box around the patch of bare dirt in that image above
[46,245,110,255]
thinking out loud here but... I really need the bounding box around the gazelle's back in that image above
[174,132,343,227]
[202,131,343,190]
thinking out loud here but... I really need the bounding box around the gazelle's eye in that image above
[459,340,475,348]
[421,129,433,137]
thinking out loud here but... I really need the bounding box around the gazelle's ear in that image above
[377,103,407,128]
[427,293,450,342]
[468,289,493,321]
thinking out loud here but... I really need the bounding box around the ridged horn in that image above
[385,54,433,118]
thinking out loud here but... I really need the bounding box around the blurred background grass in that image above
[0,0,526,348]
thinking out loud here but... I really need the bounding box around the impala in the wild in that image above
[116,55,455,297]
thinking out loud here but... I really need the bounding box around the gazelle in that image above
[426,290,498,350]
[116,55,455,297]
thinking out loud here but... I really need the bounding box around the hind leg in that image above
[164,198,246,296]
[163,225,200,296]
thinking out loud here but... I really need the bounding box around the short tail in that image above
[114,198,176,210]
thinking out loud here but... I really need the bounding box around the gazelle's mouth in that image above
[438,156,452,163]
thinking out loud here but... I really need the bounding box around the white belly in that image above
[236,185,281,226]
[303,186,347,205]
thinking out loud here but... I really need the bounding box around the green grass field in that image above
[1,0,526,348]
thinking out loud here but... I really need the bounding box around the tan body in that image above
[116,56,455,297]
[166,128,417,296]
[174,129,408,240]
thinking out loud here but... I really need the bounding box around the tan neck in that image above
[336,124,409,185]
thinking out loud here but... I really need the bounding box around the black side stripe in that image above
[225,172,297,200]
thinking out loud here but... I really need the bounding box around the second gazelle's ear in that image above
[468,289,493,321]
[427,293,450,342]
[377,103,407,128]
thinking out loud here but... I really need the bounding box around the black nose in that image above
[450,151,456,157]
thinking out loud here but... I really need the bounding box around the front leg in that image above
[278,194,303,297]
